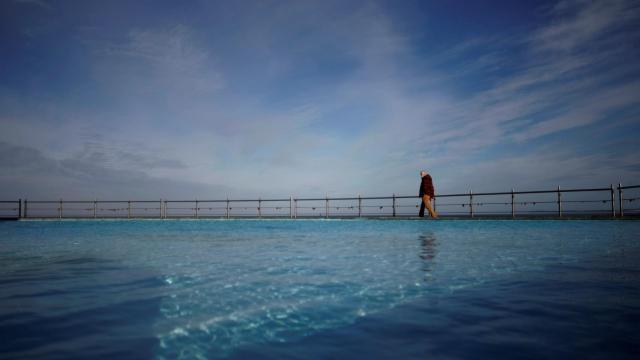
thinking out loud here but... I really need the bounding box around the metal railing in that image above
[0,199,21,219]
[2,184,638,220]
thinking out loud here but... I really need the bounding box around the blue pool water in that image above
[1,220,639,359]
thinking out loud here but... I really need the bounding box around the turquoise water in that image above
[1,220,639,359]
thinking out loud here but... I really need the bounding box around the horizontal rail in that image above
[3,184,638,220]
[20,185,627,203]
[25,200,161,204]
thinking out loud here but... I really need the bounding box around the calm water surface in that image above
[1,220,639,359]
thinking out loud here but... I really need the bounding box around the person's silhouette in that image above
[418,170,438,218]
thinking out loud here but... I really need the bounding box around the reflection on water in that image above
[2,220,639,360]
[418,232,437,277]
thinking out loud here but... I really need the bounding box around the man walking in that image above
[419,170,438,218]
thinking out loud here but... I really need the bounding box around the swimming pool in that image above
[1,220,638,359]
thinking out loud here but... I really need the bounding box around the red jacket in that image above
[419,174,435,197]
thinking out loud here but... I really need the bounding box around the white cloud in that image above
[532,0,639,53]
[514,80,640,141]
[357,0,640,186]
[1,0,639,199]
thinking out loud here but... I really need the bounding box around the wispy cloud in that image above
[0,142,232,199]
[356,0,640,191]
[0,0,638,198]
[532,0,639,53]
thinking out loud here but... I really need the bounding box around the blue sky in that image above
[1,0,639,199]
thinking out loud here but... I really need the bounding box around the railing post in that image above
[94,199,97,219]
[226,198,230,219]
[392,193,396,217]
[195,199,199,219]
[59,199,63,219]
[557,186,562,218]
[325,196,329,219]
[610,184,615,218]
[259,198,262,218]
[618,183,623,218]
[18,198,22,219]
[24,199,28,218]
[469,190,473,218]
[128,200,131,219]
[358,195,362,218]
[511,188,515,219]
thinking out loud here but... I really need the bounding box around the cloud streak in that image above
[0,0,638,199]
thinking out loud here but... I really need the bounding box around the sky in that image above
[0,0,639,200]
